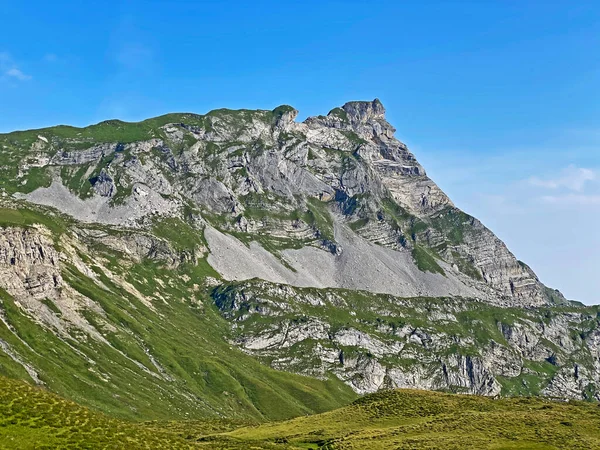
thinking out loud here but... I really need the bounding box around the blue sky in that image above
[1,1,599,303]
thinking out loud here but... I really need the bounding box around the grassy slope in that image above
[1,375,600,450]
[0,375,198,449]
[224,389,600,449]
[0,206,356,422]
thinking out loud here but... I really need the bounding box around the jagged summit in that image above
[340,98,386,122]
[0,99,391,139]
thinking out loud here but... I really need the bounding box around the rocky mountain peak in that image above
[341,98,386,124]
[302,98,395,141]
[272,105,299,130]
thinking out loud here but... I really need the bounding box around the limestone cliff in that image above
[4,100,559,307]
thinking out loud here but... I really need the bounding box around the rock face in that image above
[0,226,112,342]
[213,280,599,399]
[0,227,62,301]
[204,222,484,300]
[11,100,557,307]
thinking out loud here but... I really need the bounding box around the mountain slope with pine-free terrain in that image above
[0,99,598,430]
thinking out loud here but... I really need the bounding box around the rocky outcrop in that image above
[213,280,600,400]
[50,143,119,166]
[0,226,63,301]
[91,169,115,197]
[20,181,180,226]
[0,225,111,342]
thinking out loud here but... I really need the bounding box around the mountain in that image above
[0,99,598,420]
[2,100,556,305]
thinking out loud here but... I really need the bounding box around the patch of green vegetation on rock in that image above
[348,217,369,231]
[58,149,122,201]
[430,206,472,245]
[327,107,349,122]
[497,368,554,397]
[40,298,62,316]
[379,197,428,240]
[228,232,306,272]
[412,244,445,275]
[339,130,367,146]
[109,183,133,206]
[543,285,571,305]
[270,105,296,122]
[17,167,53,194]
[451,250,483,280]
[304,197,334,241]
[151,217,205,253]
[0,205,71,237]
[60,163,95,200]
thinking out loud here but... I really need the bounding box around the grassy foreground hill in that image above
[1,375,600,449]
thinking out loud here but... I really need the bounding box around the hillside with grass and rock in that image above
[0,99,598,427]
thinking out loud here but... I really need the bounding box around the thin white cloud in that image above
[529,165,596,191]
[5,68,31,80]
[541,194,600,205]
[0,51,32,81]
